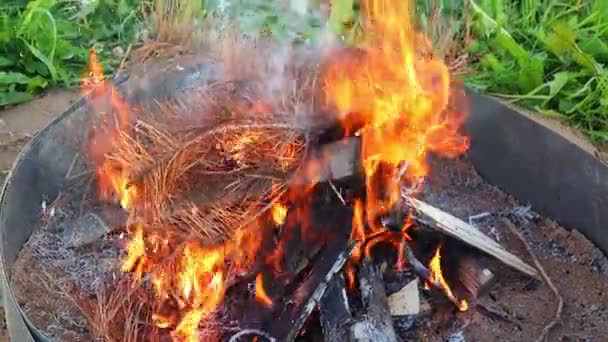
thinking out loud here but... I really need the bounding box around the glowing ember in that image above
[428,246,469,311]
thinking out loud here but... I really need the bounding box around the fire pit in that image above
[3,4,608,342]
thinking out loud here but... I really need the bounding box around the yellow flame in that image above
[271,203,288,226]
[429,246,468,311]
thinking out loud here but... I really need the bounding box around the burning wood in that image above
[351,258,398,342]
[319,273,352,342]
[10,1,566,341]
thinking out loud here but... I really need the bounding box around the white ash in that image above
[468,205,537,226]
[447,330,466,342]
[26,230,121,296]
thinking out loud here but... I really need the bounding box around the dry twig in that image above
[501,218,563,342]
[113,43,133,81]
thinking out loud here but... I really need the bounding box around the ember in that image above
[13,1,608,342]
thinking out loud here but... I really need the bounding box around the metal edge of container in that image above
[1,74,607,341]
[0,63,220,342]
[464,90,608,255]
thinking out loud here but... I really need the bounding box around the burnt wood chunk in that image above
[225,188,354,342]
[351,258,398,342]
[292,137,361,185]
[458,257,495,298]
[387,278,420,316]
[320,273,352,342]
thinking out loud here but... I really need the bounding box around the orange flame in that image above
[255,273,274,307]
[82,0,472,338]
[428,246,468,311]
[83,49,134,209]
[121,224,147,275]
[323,0,469,307]
[322,0,468,221]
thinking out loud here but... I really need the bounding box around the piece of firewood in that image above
[406,197,540,279]
[387,278,420,316]
[351,258,398,342]
[319,273,353,342]
[291,137,361,186]
[281,243,355,342]
[291,136,538,277]
[458,257,495,298]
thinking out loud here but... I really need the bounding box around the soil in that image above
[418,156,608,342]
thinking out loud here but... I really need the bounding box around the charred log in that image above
[319,273,353,342]
[350,258,398,342]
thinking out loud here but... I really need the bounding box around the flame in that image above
[255,273,274,307]
[428,246,468,311]
[121,224,146,275]
[271,203,288,226]
[323,0,469,308]
[82,0,472,338]
[83,49,134,210]
[322,0,468,218]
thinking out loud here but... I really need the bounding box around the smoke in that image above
[185,1,345,132]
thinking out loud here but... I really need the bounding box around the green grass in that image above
[0,0,144,106]
[462,0,608,141]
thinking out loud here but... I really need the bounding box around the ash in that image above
[25,231,120,296]
[11,185,121,341]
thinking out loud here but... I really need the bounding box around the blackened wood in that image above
[320,273,352,342]
[280,243,355,342]
[224,189,354,342]
[351,258,397,342]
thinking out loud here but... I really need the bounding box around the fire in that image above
[255,273,274,307]
[271,203,288,226]
[81,0,471,339]
[324,0,469,307]
[323,0,468,216]
[121,224,146,274]
[429,246,468,311]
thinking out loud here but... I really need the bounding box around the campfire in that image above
[11,1,589,341]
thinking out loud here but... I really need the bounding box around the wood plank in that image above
[406,197,540,279]
[351,258,398,342]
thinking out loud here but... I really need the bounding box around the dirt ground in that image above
[0,89,81,342]
[418,156,608,342]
